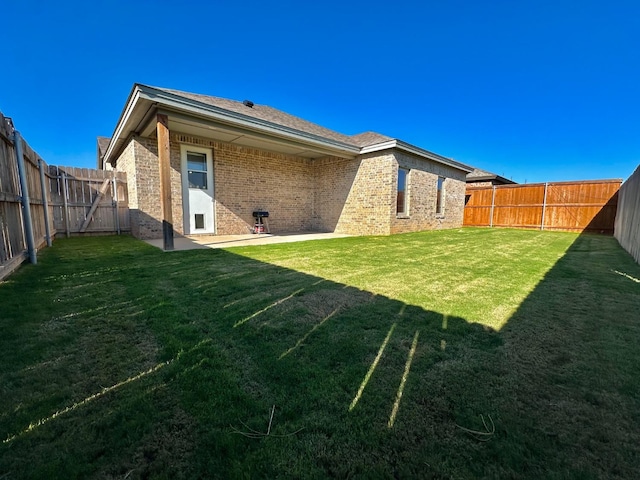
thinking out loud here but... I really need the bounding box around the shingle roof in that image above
[467,168,494,179]
[349,131,394,147]
[105,84,472,173]
[97,136,110,157]
[466,168,516,184]
[154,87,357,146]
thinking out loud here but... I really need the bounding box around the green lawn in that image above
[1,228,640,479]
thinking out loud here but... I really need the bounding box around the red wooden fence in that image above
[464,179,621,234]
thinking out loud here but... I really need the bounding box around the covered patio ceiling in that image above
[138,109,355,159]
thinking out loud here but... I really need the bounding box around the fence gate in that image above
[48,166,129,236]
[0,109,130,280]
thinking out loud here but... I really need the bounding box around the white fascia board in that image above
[360,139,473,173]
[138,86,361,156]
[395,141,473,173]
[359,140,399,155]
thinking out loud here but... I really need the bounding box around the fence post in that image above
[489,186,496,228]
[14,131,37,264]
[62,172,71,238]
[112,176,120,235]
[541,182,548,230]
[38,158,52,247]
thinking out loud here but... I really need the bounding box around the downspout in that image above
[14,130,37,264]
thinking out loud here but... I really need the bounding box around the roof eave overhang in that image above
[103,84,360,165]
[102,85,142,166]
[360,139,473,173]
[467,175,497,182]
[467,174,517,184]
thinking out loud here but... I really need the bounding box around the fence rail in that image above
[614,166,640,264]
[464,179,621,234]
[0,111,129,280]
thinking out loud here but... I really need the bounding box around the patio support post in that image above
[157,114,174,251]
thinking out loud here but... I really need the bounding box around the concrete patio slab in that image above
[144,232,351,251]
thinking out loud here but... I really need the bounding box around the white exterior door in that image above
[181,145,214,234]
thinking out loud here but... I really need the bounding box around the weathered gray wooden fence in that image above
[48,166,129,236]
[0,111,129,280]
[614,165,640,264]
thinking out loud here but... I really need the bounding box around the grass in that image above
[1,228,639,478]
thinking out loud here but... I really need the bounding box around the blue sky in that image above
[1,0,638,183]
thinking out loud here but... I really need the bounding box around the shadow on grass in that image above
[481,232,640,479]
[0,237,501,478]
[1,231,640,478]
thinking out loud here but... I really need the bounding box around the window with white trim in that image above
[397,168,409,215]
[187,152,208,189]
[436,176,445,215]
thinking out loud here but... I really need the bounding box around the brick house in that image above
[99,84,473,240]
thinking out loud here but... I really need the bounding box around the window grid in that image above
[187,152,208,189]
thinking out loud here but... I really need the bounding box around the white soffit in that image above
[168,118,240,143]
[153,112,346,159]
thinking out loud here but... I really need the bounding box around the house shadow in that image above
[574,186,619,235]
[474,219,640,478]
[118,227,638,477]
[3,217,640,478]
[119,246,504,478]
[163,229,639,478]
